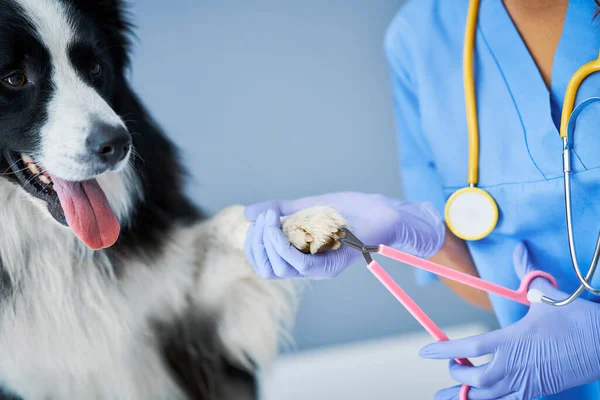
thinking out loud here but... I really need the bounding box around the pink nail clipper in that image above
[337,228,558,400]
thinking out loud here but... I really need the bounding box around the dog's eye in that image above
[90,63,102,78]
[2,71,27,87]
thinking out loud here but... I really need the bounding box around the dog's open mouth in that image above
[5,151,121,250]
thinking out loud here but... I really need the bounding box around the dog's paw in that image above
[281,206,348,254]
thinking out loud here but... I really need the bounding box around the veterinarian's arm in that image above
[429,227,492,309]
[385,19,491,310]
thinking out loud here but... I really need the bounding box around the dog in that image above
[0,1,348,399]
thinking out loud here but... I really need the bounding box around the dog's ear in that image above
[71,0,135,71]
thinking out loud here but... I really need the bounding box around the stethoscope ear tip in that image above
[527,288,544,304]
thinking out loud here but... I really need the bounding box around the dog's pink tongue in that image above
[52,178,120,250]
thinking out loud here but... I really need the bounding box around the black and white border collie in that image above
[0,1,347,399]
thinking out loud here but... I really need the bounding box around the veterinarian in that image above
[244,0,600,399]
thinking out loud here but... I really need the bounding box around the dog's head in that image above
[0,0,137,250]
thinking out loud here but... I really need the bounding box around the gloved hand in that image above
[244,192,445,279]
[420,242,600,400]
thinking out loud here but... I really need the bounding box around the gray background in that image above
[128,0,497,351]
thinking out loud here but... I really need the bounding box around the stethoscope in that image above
[445,0,600,306]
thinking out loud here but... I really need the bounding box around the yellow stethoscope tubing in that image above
[464,2,600,166]
[559,50,600,141]
[463,0,481,186]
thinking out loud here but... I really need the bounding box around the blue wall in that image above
[129,0,497,351]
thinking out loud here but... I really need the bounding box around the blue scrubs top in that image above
[385,0,600,398]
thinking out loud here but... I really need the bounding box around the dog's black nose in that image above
[87,123,132,166]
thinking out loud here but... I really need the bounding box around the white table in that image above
[261,324,491,400]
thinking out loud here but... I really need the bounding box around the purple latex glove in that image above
[244,192,445,279]
[420,242,600,400]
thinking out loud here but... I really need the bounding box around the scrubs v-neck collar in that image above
[478,0,600,179]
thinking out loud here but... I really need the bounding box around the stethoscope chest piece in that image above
[445,187,498,241]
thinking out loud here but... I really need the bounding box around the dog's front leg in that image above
[192,204,348,369]
[192,206,297,371]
